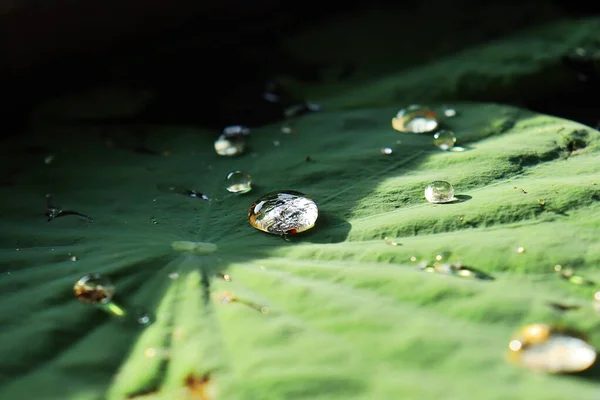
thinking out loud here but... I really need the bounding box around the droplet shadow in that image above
[289,212,351,244]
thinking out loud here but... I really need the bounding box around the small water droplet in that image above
[137,312,152,325]
[168,272,180,280]
[433,130,457,151]
[44,155,55,165]
[226,171,252,194]
[380,147,393,155]
[70,255,78,262]
[150,216,158,225]
[517,247,525,254]
[214,129,246,156]
[281,125,295,134]
[384,237,399,246]
[443,107,457,117]
[392,105,439,133]
[248,191,318,235]
[508,324,596,373]
[74,274,115,304]
[273,140,281,147]
[424,181,455,204]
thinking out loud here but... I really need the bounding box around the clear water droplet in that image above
[508,324,597,373]
[424,181,455,204]
[433,130,457,150]
[137,312,152,325]
[70,255,78,262]
[392,105,439,133]
[248,191,318,235]
[443,107,457,117]
[214,133,245,156]
[380,147,393,155]
[74,274,115,304]
[168,272,180,280]
[226,171,252,194]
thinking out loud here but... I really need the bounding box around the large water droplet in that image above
[508,324,597,373]
[424,181,455,203]
[248,191,318,235]
[433,130,456,150]
[392,105,439,133]
[74,274,115,304]
[226,171,252,194]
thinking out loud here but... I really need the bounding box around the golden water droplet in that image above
[226,171,252,194]
[392,105,439,133]
[73,274,115,304]
[508,324,596,373]
[248,191,318,235]
[424,181,455,204]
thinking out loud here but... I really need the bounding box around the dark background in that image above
[1,0,599,134]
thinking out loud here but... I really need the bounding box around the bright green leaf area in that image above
[0,101,599,400]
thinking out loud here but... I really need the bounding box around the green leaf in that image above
[1,102,599,400]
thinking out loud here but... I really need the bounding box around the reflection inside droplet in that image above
[433,130,457,151]
[392,105,439,133]
[248,191,318,235]
[424,181,455,204]
[508,324,597,373]
[226,171,252,194]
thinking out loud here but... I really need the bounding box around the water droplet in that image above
[214,129,246,156]
[424,181,455,204]
[150,216,158,225]
[226,171,252,194]
[73,274,115,304]
[273,140,281,147]
[223,125,250,136]
[392,105,439,133]
[516,247,525,254]
[380,147,393,155]
[384,237,399,246]
[433,130,457,151]
[168,272,180,280]
[508,324,596,373]
[443,107,457,117]
[44,154,55,165]
[137,312,152,325]
[248,191,318,235]
[281,125,295,134]
[70,255,78,262]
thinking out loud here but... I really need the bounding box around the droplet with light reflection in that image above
[424,181,455,204]
[392,105,439,133]
[248,191,318,235]
[508,323,596,373]
[226,171,252,194]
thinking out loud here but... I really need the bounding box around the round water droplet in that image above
[214,134,245,156]
[381,147,393,155]
[226,171,252,194]
[443,107,457,117]
[508,324,597,373]
[433,130,456,151]
[137,312,152,325]
[424,181,455,204]
[74,274,115,304]
[392,105,439,133]
[248,191,318,235]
